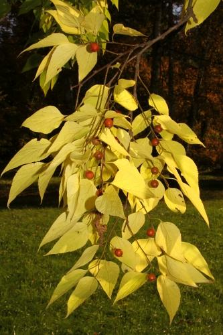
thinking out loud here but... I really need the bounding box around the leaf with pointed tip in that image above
[149,94,169,115]
[8,162,44,207]
[95,185,125,219]
[66,276,98,317]
[155,222,185,262]
[114,271,147,303]
[89,260,120,298]
[21,33,69,54]
[113,24,145,37]
[164,188,186,214]
[69,245,99,272]
[114,85,138,111]
[48,269,87,307]
[110,236,139,270]
[22,106,64,134]
[157,275,181,324]
[122,212,145,240]
[99,128,130,157]
[1,139,51,176]
[47,221,89,255]
[132,110,151,136]
[76,45,97,82]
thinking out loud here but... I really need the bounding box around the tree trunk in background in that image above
[168,0,175,117]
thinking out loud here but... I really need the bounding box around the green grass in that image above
[0,187,223,334]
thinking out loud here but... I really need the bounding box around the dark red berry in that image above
[89,42,100,52]
[114,248,123,257]
[146,228,156,237]
[147,273,156,282]
[94,151,104,160]
[150,180,159,188]
[151,138,160,146]
[85,170,94,180]
[151,166,159,175]
[104,118,113,128]
[154,124,163,133]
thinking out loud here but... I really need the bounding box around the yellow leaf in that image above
[132,238,162,272]
[69,245,99,272]
[99,128,129,157]
[137,197,160,214]
[83,84,109,109]
[81,6,105,35]
[174,154,199,193]
[158,255,197,287]
[65,104,98,121]
[47,221,89,255]
[130,138,153,159]
[22,106,64,134]
[113,117,132,130]
[149,93,169,115]
[45,43,78,84]
[122,212,145,240]
[113,24,145,37]
[20,33,69,53]
[38,165,56,202]
[112,159,154,199]
[76,45,97,82]
[48,269,87,306]
[157,275,181,324]
[114,271,147,303]
[117,79,136,89]
[114,84,138,111]
[66,276,98,317]
[47,10,81,34]
[34,48,55,80]
[110,236,140,270]
[7,162,44,207]
[89,260,120,298]
[132,110,152,136]
[164,188,186,214]
[95,185,125,219]
[48,121,87,153]
[160,140,186,156]
[67,173,80,219]
[182,242,214,280]
[178,123,204,146]
[1,139,51,175]
[39,211,74,249]
[155,222,185,262]
[185,0,221,34]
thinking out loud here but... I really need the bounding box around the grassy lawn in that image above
[0,183,223,335]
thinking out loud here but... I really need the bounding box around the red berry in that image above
[96,189,103,197]
[89,42,100,52]
[151,138,159,146]
[94,151,104,160]
[92,137,100,146]
[147,273,156,282]
[151,166,159,175]
[154,124,163,133]
[150,180,159,188]
[85,170,94,180]
[104,118,113,128]
[146,228,156,237]
[114,248,123,257]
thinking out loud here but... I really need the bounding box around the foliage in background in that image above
[1,0,220,324]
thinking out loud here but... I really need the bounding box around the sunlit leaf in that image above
[185,0,221,33]
[164,188,186,214]
[1,139,51,175]
[132,238,162,272]
[132,110,151,136]
[22,106,64,134]
[8,162,44,207]
[155,222,185,262]
[99,128,130,156]
[113,23,145,36]
[76,45,97,82]
[114,271,147,303]
[122,212,145,239]
[21,33,69,53]
[81,6,105,35]
[112,159,154,199]
[95,185,125,218]
[89,260,120,298]
[149,94,169,115]
[182,242,214,280]
[110,236,139,270]
[48,269,87,306]
[114,81,138,111]
[47,221,89,255]
[67,276,98,317]
[69,245,99,271]
[174,154,199,193]
[157,275,181,324]
[39,211,74,249]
